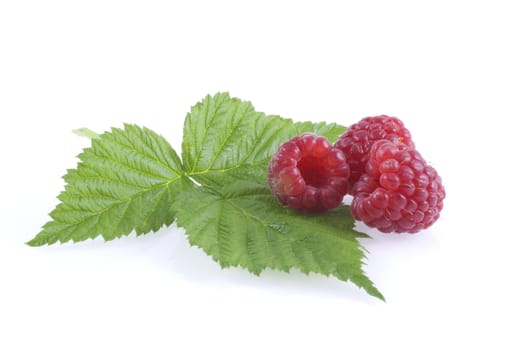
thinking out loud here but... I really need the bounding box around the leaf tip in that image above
[373,291,386,302]
[25,237,45,247]
[365,285,386,302]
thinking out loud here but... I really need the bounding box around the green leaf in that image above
[29,93,383,300]
[27,124,194,246]
[182,92,346,186]
[175,180,384,301]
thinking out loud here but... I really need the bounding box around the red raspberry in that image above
[268,133,350,213]
[334,115,414,193]
[350,140,445,233]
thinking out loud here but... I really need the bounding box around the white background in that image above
[1,0,520,349]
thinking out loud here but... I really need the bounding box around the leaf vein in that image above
[110,127,181,174]
[203,97,246,171]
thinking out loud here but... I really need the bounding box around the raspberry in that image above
[334,115,414,193]
[268,133,350,213]
[350,140,445,233]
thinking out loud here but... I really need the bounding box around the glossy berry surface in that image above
[334,115,414,193]
[268,134,350,213]
[350,140,445,233]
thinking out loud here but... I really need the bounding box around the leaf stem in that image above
[73,128,100,139]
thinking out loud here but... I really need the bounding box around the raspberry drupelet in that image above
[350,140,445,233]
[334,115,414,193]
[268,133,350,213]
